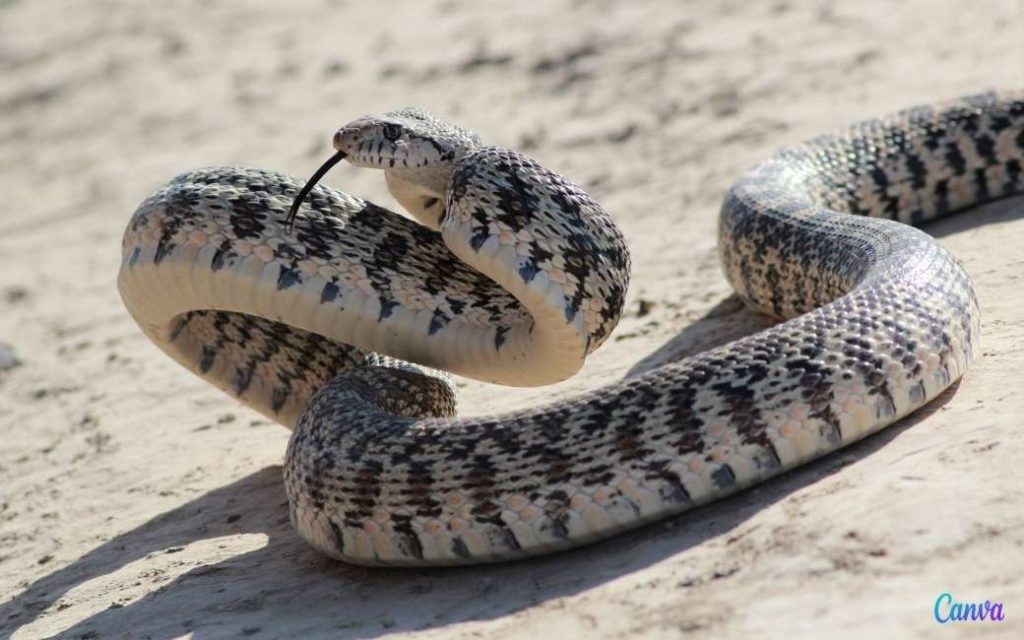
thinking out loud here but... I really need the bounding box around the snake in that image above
[117,91,1023,566]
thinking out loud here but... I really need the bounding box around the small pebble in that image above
[3,286,28,303]
[0,343,21,371]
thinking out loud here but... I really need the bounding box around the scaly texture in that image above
[118,91,1023,566]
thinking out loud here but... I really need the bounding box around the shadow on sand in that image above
[1,345,958,640]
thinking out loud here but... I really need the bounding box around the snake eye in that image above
[382,123,403,142]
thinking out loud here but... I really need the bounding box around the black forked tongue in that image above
[285,150,347,232]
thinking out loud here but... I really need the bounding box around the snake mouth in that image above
[286,150,348,231]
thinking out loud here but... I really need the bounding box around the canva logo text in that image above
[933,593,1005,624]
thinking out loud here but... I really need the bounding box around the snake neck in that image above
[382,134,484,230]
[373,145,632,385]
[385,171,446,229]
[439,146,631,381]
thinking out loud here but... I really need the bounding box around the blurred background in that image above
[1,1,1022,638]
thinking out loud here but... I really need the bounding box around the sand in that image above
[1,0,1022,638]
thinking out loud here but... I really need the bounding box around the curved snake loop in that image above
[118,92,1022,565]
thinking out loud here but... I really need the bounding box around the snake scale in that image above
[118,91,1023,566]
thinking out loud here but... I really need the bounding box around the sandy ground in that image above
[1,0,1023,638]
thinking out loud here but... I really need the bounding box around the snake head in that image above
[288,108,483,231]
[333,107,482,171]
[333,107,483,228]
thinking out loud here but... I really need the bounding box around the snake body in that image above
[118,92,1023,566]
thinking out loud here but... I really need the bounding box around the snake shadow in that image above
[5,198,1018,639]
[0,353,957,640]
[0,396,955,640]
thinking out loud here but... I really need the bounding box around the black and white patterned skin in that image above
[117,91,1022,565]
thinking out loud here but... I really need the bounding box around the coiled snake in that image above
[118,92,1022,566]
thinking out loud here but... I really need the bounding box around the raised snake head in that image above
[329,108,481,228]
[333,107,482,170]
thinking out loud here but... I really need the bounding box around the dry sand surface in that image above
[2,0,1023,638]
